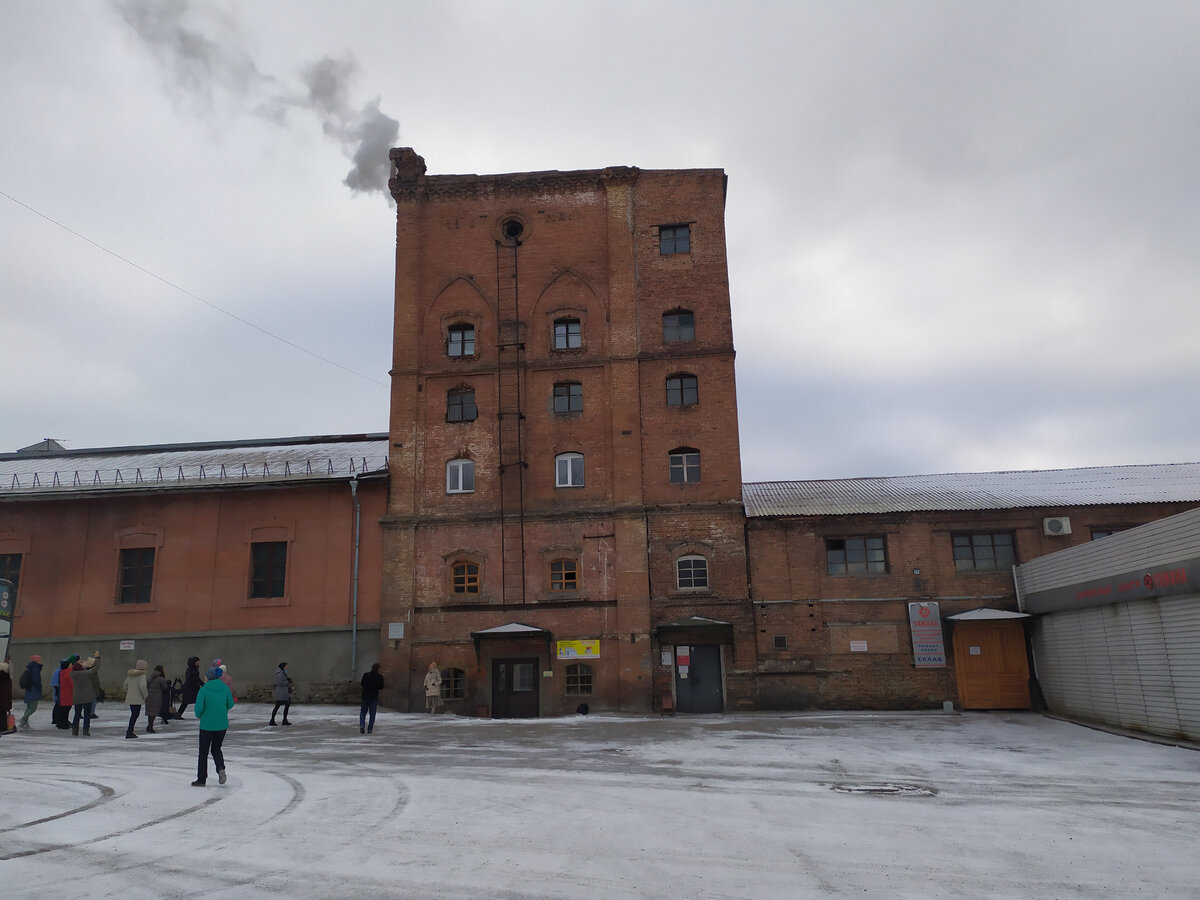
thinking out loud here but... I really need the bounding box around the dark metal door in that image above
[674,644,724,713]
[491,657,540,718]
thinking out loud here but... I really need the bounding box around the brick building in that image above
[380,149,752,715]
[0,435,387,699]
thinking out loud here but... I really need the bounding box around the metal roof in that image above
[742,462,1200,517]
[0,434,389,497]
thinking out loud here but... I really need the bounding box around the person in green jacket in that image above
[192,666,234,787]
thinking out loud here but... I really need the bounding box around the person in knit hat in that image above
[17,654,43,729]
[192,665,234,787]
[52,659,73,729]
[70,650,101,736]
[122,660,148,739]
[177,656,202,719]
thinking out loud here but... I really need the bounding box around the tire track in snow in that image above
[0,779,116,833]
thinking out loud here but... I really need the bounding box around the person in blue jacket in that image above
[17,654,43,729]
[192,666,234,787]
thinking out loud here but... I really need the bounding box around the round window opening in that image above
[502,219,524,240]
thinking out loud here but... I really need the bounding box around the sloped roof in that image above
[742,462,1200,517]
[0,434,388,497]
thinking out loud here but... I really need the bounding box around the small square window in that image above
[549,559,578,592]
[773,635,788,650]
[556,452,585,488]
[663,311,695,343]
[446,459,475,493]
[660,224,690,255]
[554,319,582,350]
[452,562,480,594]
[666,374,699,407]
[553,382,583,414]
[566,663,593,696]
[447,325,476,358]
[447,389,478,423]
[250,541,287,598]
[669,449,701,484]
[676,555,708,589]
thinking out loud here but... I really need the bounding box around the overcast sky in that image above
[2,1,1197,481]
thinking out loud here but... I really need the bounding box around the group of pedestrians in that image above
[120,657,194,738]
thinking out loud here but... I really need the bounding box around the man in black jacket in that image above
[359,663,384,734]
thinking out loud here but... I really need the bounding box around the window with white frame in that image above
[676,554,709,589]
[446,459,475,493]
[669,448,701,484]
[555,452,585,488]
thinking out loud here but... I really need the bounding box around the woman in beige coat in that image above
[423,662,443,713]
[122,660,148,739]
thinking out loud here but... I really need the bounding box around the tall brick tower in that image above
[381,149,752,715]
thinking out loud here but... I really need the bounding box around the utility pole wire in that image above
[1,189,388,389]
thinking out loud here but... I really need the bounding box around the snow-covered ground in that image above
[1,705,1197,899]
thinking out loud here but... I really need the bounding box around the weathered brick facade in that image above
[380,150,751,715]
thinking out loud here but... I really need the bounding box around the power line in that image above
[1,189,388,389]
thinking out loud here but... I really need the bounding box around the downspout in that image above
[350,476,362,681]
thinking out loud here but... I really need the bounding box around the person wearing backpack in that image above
[17,654,43,730]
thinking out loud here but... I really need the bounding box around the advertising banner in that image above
[556,639,600,659]
[908,601,947,668]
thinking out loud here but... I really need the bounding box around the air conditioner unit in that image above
[1043,516,1072,536]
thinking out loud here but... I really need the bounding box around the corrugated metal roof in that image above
[0,434,389,497]
[743,462,1200,517]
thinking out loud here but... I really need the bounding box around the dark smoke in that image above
[112,0,399,196]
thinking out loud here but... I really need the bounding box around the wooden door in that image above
[953,620,1031,710]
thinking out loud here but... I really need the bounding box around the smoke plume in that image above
[113,0,399,196]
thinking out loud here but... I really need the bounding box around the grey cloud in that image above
[111,0,398,195]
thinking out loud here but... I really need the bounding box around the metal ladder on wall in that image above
[495,236,526,604]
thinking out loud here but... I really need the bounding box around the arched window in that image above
[666,374,698,407]
[549,558,578,592]
[676,555,709,590]
[553,318,582,350]
[662,310,695,343]
[446,459,475,493]
[446,388,477,422]
[553,381,583,414]
[440,668,466,700]
[555,452,584,488]
[565,663,593,696]
[447,324,476,358]
[451,561,480,594]
[668,448,701,484]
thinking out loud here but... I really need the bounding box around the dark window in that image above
[549,559,578,592]
[565,663,593,696]
[666,374,699,407]
[447,325,476,358]
[553,382,583,414]
[447,388,478,423]
[452,562,479,594]
[250,541,287,598]
[663,311,695,343]
[676,555,709,589]
[0,553,21,592]
[1091,528,1127,540]
[556,453,585,488]
[669,449,701,484]
[773,635,788,650]
[119,547,156,604]
[660,224,690,255]
[826,537,887,575]
[952,533,1016,572]
[553,318,582,350]
[446,459,475,493]
[440,667,466,700]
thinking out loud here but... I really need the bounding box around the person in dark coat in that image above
[177,656,202,719]
[359,663,384,734]
[71,651,102,736]
[146,664,171,732]
[0,659,13,734]
[269,662,293,726]
[17,654,43,729]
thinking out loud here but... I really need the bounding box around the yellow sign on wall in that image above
[556,640,600,659]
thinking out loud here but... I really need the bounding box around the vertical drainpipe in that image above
[350,476,362,681]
